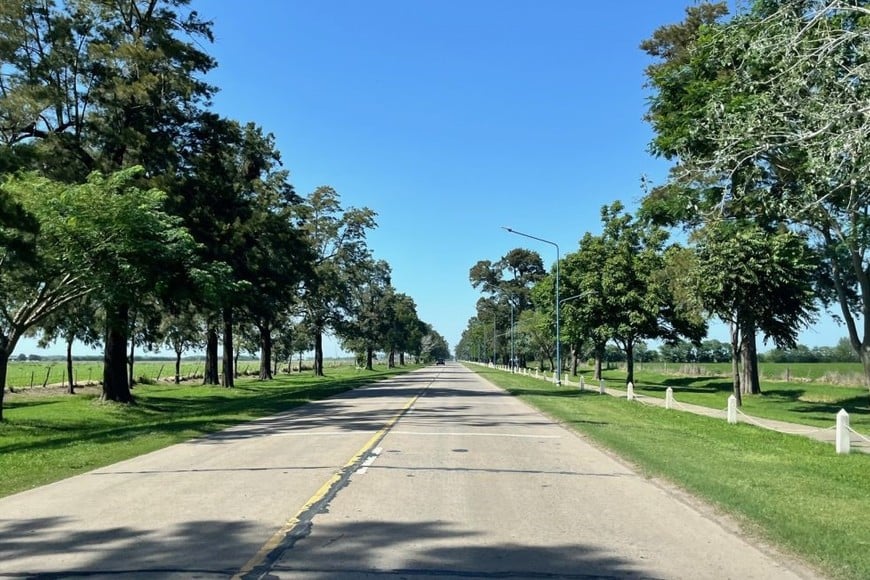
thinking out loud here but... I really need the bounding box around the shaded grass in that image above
[0,365,418,497]
[473,365,870,580]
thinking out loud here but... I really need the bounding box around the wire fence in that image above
[3,361,207,390]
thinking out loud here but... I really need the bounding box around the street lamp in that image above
[502,227,561,386]
[560,291,593,306]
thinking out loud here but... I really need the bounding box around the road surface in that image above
[0,363,822,579]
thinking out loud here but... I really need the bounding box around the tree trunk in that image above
[399,351,405,365]
[174,349,182,385]
[729,320,742,407]
[625,340,635,386]
[388,348,395,368]
[128,331,135,388]
[66,338,75,394]
[314,326,324,376]
[593,343,604,381]
[298,350,303,373]
[0,343,9,421]
[366,346,374,371]
[258,320,273,381]
[221,307,234,388]
[570,344,578,376]
[203,325,219,385]
[102,303,133,403]
[739,315,761,395]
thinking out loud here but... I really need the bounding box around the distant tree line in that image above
[591,338,859,365]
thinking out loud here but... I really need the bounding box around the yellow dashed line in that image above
[233,383,427,579]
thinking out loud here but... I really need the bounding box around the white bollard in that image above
[727,395,738,424]
[626,381,634,401]
[599,379,606,394]
[579,375,585,391]
[552,371,558,385]
[665,387,674,410]
[836,408,850,454]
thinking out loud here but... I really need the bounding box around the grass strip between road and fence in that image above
[0,365,419,499]
[469,365,870,580]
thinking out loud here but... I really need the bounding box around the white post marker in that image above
[665,387,674,410]
[579,375,585,391]
[727,395,738,424]
[626,381,634,401]
[599,379,606,395]
[836,409,850,455]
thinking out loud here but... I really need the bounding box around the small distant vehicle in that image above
[435,359,445,365]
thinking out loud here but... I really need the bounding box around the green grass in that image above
[588,367,870,432]
[642,360,866,381]
[0,364,418,498]
[472,365,870,580]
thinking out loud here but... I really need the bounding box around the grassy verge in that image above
[588,367,870,432]
[471,365,870,580]
[0,365,418,498]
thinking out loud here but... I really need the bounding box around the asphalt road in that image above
[0,363,822,579]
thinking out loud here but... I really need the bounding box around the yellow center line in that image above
[233,379,431,579]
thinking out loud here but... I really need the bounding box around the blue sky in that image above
[13,0,848,357]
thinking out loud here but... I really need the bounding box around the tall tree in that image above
[0,0,217,397]
[298,186,377,376]
[642,0,870,384]
[586,202,706,385]
[694,221,818,401]
[339,260,392,371]
[0,168,198,414]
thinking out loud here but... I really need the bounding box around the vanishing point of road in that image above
[0,363,822,579]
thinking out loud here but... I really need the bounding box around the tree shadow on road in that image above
[1,516,650,579]
[263,519,646,579]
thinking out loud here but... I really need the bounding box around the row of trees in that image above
[0,0,447,421]
[458,0,870,405]
[575,338,858,365]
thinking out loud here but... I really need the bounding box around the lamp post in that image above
[503,227,561,386]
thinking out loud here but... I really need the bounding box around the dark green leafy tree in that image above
[694,221,818,402]
[0,0,217,397]
[382,292,422,367]
[298,186,377,376]
[0,167,199,414]
[469,248,544,313]
[339,259,392,371]
[469,248,545,366]
[420,327,450,363]
[591,202,706,385]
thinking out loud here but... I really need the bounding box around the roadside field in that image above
[2,358,358,390]
[471,365,870,580]
[0,364,419,498]
[3,360,200,389]
[640,361,866,385]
